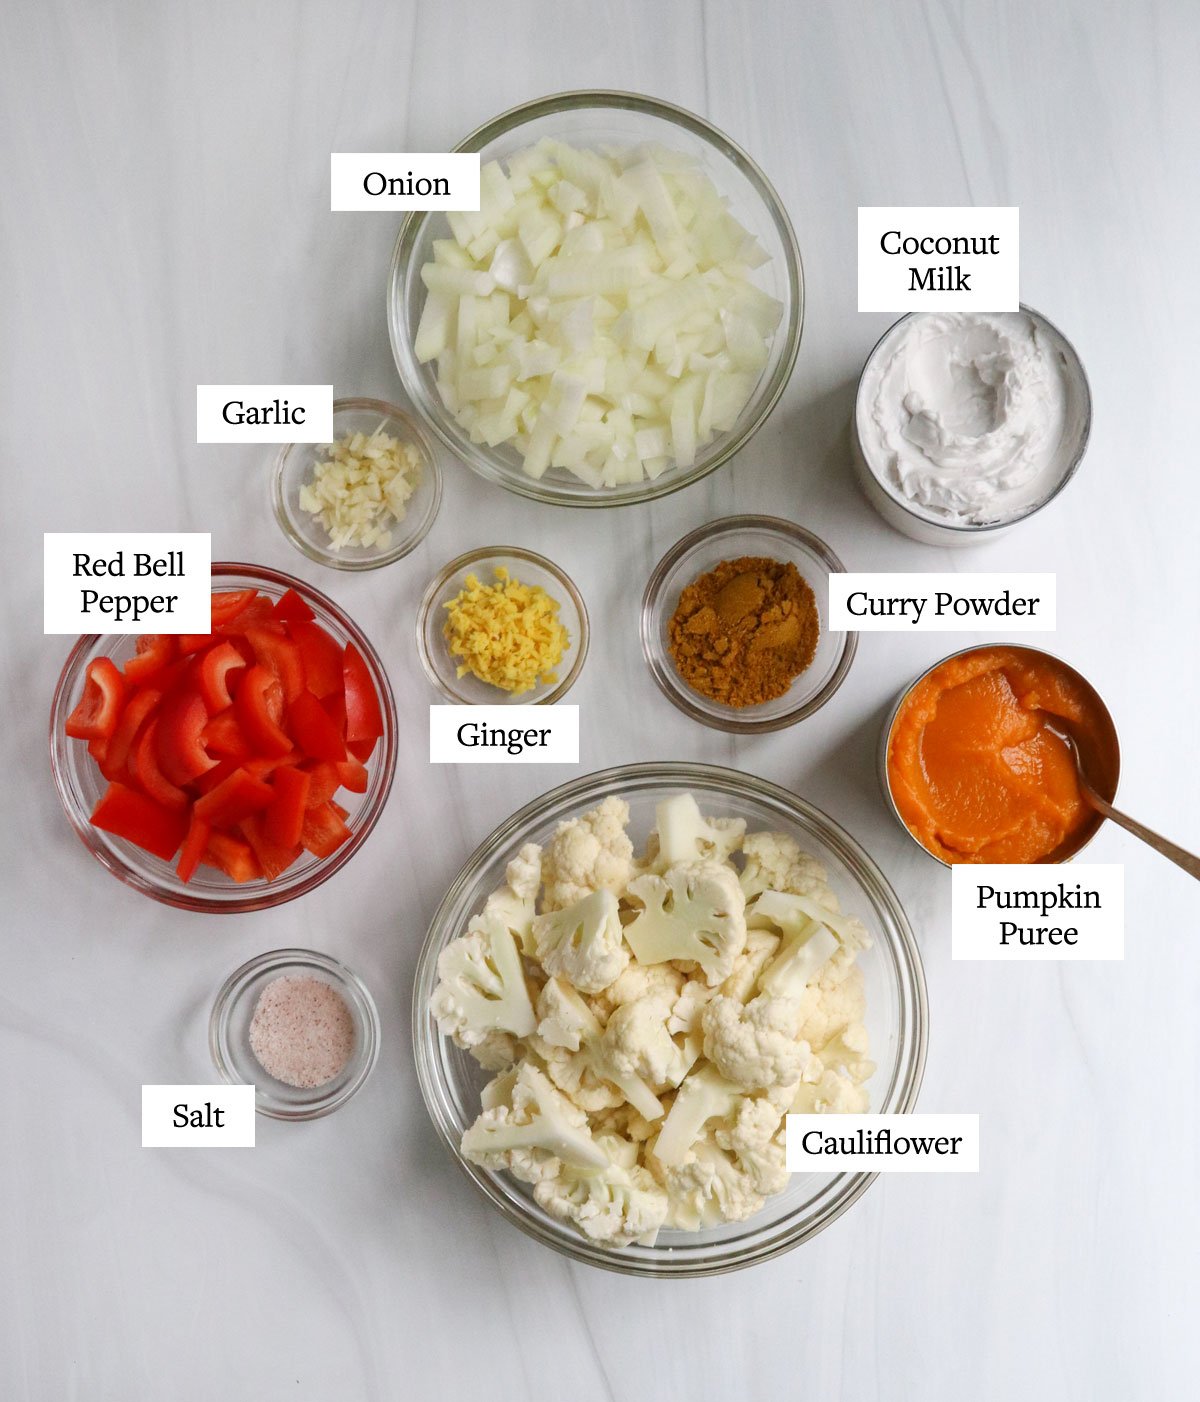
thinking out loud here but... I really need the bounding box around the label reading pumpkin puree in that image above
[951,864,1124,960]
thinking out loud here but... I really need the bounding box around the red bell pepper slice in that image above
[193,766,275,828]
[343,643,383,743]
[216,597,276,636]
[265,765,311,847]
[300,800,352,859]
[201,830,262,883]
[335,757,368,794]
[272,587,315,624]
[132,720,189,809]
[105,688,163,779]
[246,627,305,703]
[301,760,341,807]
[177,633,215,656]
[155,688,217,786]
[176,813,212,884]
[123,633,175,684]
[65,657,127,741]
[290,620,343,699]
[90,781,188,861]
[235,666,292,757]
[87,736,115,778]
[210,588,258,627]
[197,640,247,714]
[347,735,377,763]
[288,690,346,763]
[240,812,302,880]
[200,709,253,763]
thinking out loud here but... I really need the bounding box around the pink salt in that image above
[248,975,355,1090]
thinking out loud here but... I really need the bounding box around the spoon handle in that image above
[1085,793,1200,881]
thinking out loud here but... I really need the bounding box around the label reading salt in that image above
[858,206,1019,312]
[786,1114,979,1173]
[44,532,211,634]
[142,1085,256,1148]
[952,863,1124,961]
[429,705,579,764]
[196,384,333,443]
[829,573,1055,632]
[330,153,481,211]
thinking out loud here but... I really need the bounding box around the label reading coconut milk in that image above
[43,532,211,634]
[142,1085,256,1148]
[858,206,1019,312]
[951,864,1124,961]
[786,1114,979,1172]
[829,573,1055,632]
[429,705,579,764]
[330,153,481,211]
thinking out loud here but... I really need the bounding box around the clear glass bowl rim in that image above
[387,88,805,508]
[640,514,859,733]
[209,946,381,1120]
[270,396,444,571]
[411,760,929,1278]
[48,561,398,913]
[416,545,590,704]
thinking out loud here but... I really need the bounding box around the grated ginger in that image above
[298,428,420,551]
[443,566,569,694]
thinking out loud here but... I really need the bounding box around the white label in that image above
[44,532,211,634]
[330,153,481,211]
[429,705,579,764]
[858,206,1019,312]
[196,384,333,443]
[829,573,1055,631]
[786,1114,979,1172]
[952,864,1124,961]
[142,1085,256,1147]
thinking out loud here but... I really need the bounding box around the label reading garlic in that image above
[858,206,1019,312]
[829,573,1055,631]
[951,864,1124,961]
[330,153,481,211]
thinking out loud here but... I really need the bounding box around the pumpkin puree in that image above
[887,646,1116,864]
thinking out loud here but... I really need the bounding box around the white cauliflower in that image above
[602,998,693,1090]
[700,994,818,1090]
[595,960,684,1014]
[429,915,537,1068]
[815,1021,875,1082]
[647,792,746,870]
[719,926,780,1003]
[652,1063,743,1167]
[534,1158,668,1247]
[624,861,747,986]
[532,888,630,994]
[786,1066,870,1115]
[667,978,717,1036]
[658,1139,765,1230]
[541,795,635,910]
[739,831,829,901]
[794,960,868,1051]
[462,1063,609,1183]
[713,1097,790,1197]
[481,841,543,956]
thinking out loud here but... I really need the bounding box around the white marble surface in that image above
[3,1,1199,1397]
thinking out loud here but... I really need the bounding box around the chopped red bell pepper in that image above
[210,588,258,626]
[123,634,175,684]
[301,800,352,859]
[272,587,315,624]
[214,596,276,635]
[343,643,383,743]
[335,757,368,794]
[265,765,311,847]
[200,709,254,763]
[234,665,292,757]
[90,781,188,861]
[347,735,378,763]
[176,813,211,883]
[177,633,215,655]
[240,812,302,879]
[193,766,275,828]
[287,690,346,763]
[201,830,262,882]
[105,687,163,780]
[196,640,247,714]
[246,627,306,703]
[65,657,127,741]
[291,620,344,699]
[301,760,341,807]
[132,720,189,810]
[155,688,217,786]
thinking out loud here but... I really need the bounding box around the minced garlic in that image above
[298,428,420,551]
[443,567,569,695]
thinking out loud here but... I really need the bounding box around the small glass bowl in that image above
[48,562,398,913]
[417,546,589,705]
[210,948,380,1120]
[413,763,928,1277]
[387,90,804,508]
[271,397,443,570]
[640,516,857,733]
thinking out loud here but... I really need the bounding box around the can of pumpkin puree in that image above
[877,643,1121,868]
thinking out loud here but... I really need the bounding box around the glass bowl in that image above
[417,546,589,705]
[210,948,381,1120]
[48,562,398,913]
[412,762,928,1278]
[271,397,443,570]
[387,90,804,508]
[640,516,857,733]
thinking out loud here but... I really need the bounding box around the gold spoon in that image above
[1046,722,1200,880]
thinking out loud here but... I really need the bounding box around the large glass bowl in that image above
[48,562,398,914]
[388,91,804,507]
[412,763,927,1277]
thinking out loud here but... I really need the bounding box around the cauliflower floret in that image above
[646,792,746,871]
[624,862,747,986]
[815,1020,875,1082]
[652,1063,743,1167]
[535,1158,668,1247]
[787,1066,870,1114]
[602,998,693,1090]
[481,841,543,956]
[541,795,634,911]
[739,831,828,901]
[429,915,537,1067]
[461,1063,608,1183]
[591,1102,658,1144]
[532,888,630,994]
[795,961,868,1051]
[658,1139,765,1230]
[713,1097,791,1197]
[592,960,684,1018]
[700,993,818,1090]
[667,977,717,1036]
[719,926,780,1003]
